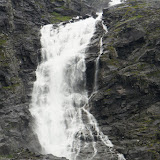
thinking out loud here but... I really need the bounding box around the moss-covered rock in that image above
[50,11,72,23]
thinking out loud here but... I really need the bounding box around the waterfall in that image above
[93,16,108,93]
[30,14,125,160]
[93,37,103,93]
[109,0,125,6]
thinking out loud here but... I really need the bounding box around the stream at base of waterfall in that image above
[30,13,125,160]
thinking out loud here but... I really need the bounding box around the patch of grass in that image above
[0,155,14,158]
[115,15,143,28]
[107,46,115,52]
[0,39,7,46]
[2,83,20,90]
[106,46,118,58]
[50,12,72,23]
[107,58,119,66]
[105,89,112,96]
[0,52,7,61]
[0,61,9,67]
[0,34,7,45]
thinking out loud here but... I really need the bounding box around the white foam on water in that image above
[30,14,125,160]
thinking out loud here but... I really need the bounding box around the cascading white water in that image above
[109,0,125,6]
[30,16,98,159]
[93,16,108,93]
[30,13,125,160]
[93,37,103,93]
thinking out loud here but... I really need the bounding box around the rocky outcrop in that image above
[65,0,95,16]
[88,0,160,159]
[82,0,110,11]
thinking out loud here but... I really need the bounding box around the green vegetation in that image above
[107,46,115,53]
[106,58,120,67]
[0,34,8,67]
[105,89,112,95]
[2,84,20,90]
[131,112,160,159]
[50,12,72,23]
[0,52,7,61]
[0,50,9,67]
[2,77,21,91]
[115,15,143,28]
[0,61,9,67]
[35,1,44,8]
[0,39,7,46]
[106,46,119,59]
[0,155,14,159]
[0,34,7,52]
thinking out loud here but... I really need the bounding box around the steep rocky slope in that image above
[88,0,160,159]
[83,0,110,11]
[1,0,160,159]
[0,0,94,159]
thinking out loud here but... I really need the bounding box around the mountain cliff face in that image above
[0,0,93,159]
[83,0,110,11]
[87,0,160,159]
[0,0,160,159]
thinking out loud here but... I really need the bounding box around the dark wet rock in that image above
[84,0,110,11]
[85,19,106,95]
[65,0,95,16]
[82,14,91,19]
[87,0,160,160]
[77,141,119,160]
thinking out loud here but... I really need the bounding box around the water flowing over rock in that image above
[0,0,160,159]
[0,0,95,159]
[30,14,125,160]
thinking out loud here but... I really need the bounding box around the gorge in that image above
[0,0,160,160]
